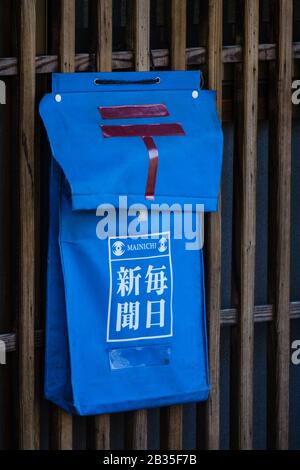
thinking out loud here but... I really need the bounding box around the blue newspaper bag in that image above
[39,71,223,415]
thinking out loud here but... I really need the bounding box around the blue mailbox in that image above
[40,71,223,415]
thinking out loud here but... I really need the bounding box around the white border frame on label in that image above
[106,232,173,342]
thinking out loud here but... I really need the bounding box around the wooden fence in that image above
[0,0,298,449]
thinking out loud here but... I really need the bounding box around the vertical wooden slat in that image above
[59,0,75,72]
[267,0,292,450]
[160,0,186,451]
[161,405,182,450]
[35,0,48,451]
[92,0,113,450]
[126,409,148,450]
[133,0,150,71]
[52,0,75,450]
[237,1,259,447]
[231,0,259,449]
[125,1,150,450]
[92,413,110,450]
[18,0,37,450]
[51,409,72,450]
[170,0,186,70]
[96,0,112,72]
[203,0,223,450]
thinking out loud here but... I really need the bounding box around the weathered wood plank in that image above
[51,407,73,450]
[133,0,150,71]
[1,43,300,77]
[18,0,37,450]
[161,0,187,451]
[267,0,293,450]
[59,0,75,72]
[171,0,186,70]
[221,303,300,325]
[96,0,112,72]
[92,0,113,450]
[51,0,75,450]
[1,302,300,354]
[126,410,148,450]
[203,0,223,451]
[92,414,110,450]
[34,0,49,450]
[160,405,183,450]
[124,1,150,450]
[237,0,258,449]
[231,0,259,450]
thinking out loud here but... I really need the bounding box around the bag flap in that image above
[39,71,223,211]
